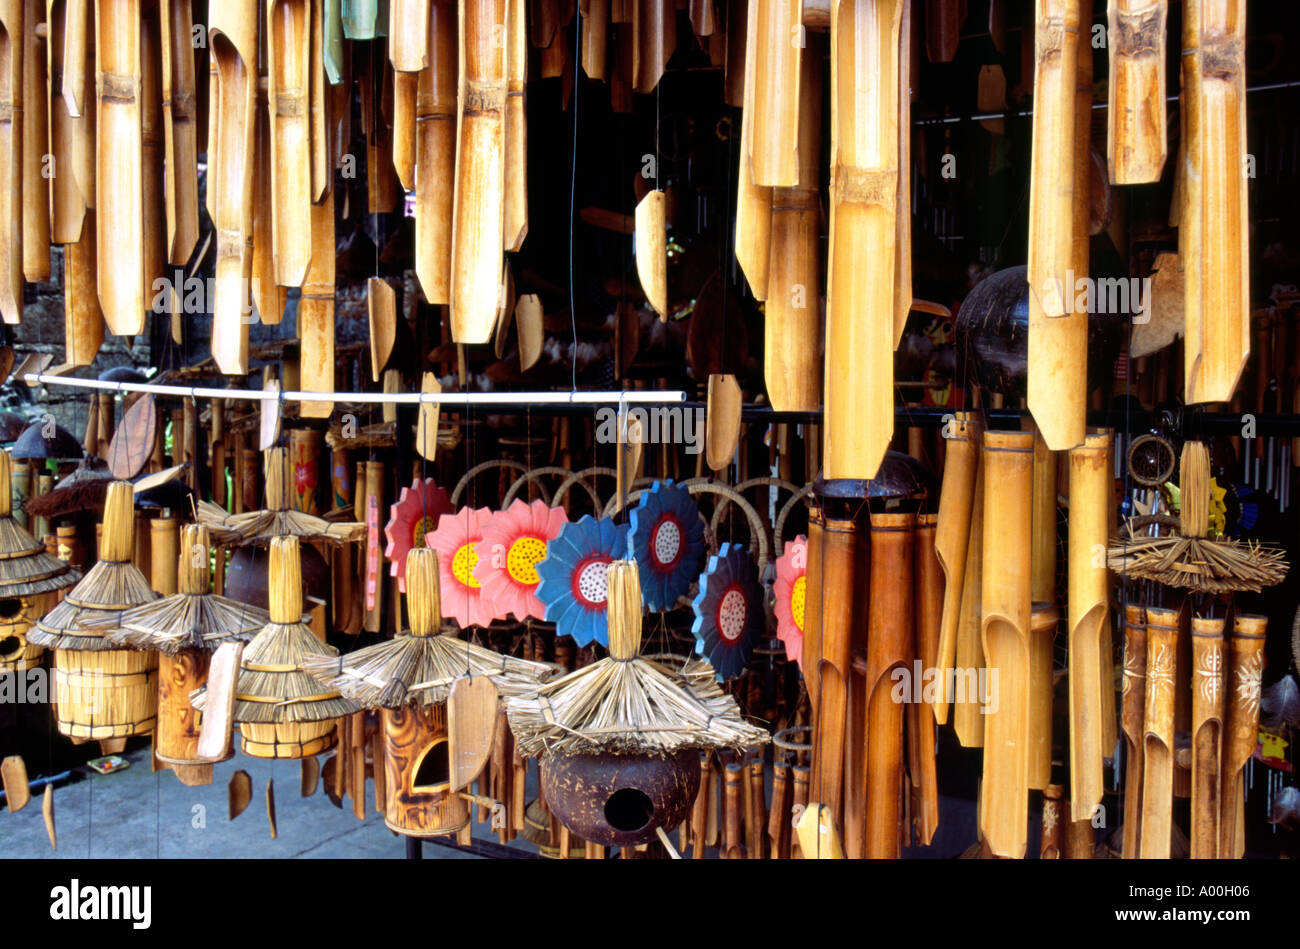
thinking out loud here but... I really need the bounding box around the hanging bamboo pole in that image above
[309,0,327,200]
[23,0,49,282]
[802,504,824,711]
[631,0,673,93]
[824,0,901,480]
[978,429,1033,858]
[764,32,821,412]
[1219,614,1265,858]
[1027,603,1057,793]
[1026,0,1084,451]
[415,0,455,304]
[0,0,24,324]
[503,0,526,251]
[390,0,429,71]
[910,510,941,845]
[1106,0,1167,183]
[747,0,800,187]
[62,221,104,366]
[299,188,335,419]
[251,80,286,325]
[392,68,416,189]
[267,0,312,288]
[1189,615,1224,859]
[893,0,911,346]
[160,0,197,264]
[140,2,165,315]
[1120,602,1146,858]
[934,411,980,725]
[47,0,86,244]
[733,0,770,300]
[953,449,987,748]
[209,0,258,374]
[1139,605,1178,858]
[581,0,607,79]
[449,0,506,342]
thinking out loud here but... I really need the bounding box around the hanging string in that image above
[568,5,582,396]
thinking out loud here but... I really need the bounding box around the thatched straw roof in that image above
[0,452,80,598]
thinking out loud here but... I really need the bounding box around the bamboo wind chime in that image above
[1106,0,1167,184]
[0,0,23,325]
[414,0,456,305]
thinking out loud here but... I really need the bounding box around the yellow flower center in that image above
[412,516,438,548]
[506,536,548,586]
[452,542,481,589]
[792,575,806,632]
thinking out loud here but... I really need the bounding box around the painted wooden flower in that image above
[773,535,808,670]
[690,543,763,681]
[424,506,497,628]
[384,478,453,592]
[535,515,630,647]
[473,499,570,622]
[627,479,706,611]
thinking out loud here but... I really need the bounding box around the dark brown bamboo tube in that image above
[910,511,941,844]
[503,0,526,251]
[581,0,607,80]
[801,504,824,711]
[140,3,166,311]
[790,762,809,858]
[22,0,49,282]
[722,762,744,858]
[768,756,793,858]
[745,757,766,859]
[1040,782,1064,858]
[1139,606,1179,858]
[1065,813,1094,859]
[690,752,713,858]
[1219,614,1265,859]
[1120,603,1146,858]
[1189,615,1225,859]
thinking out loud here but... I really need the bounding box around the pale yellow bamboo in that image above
[160,0,198,265]
[954,448,986,748]
[46,0,87,244]
[389,0,430,71]
[503,0,526,251]
[0,0,25,324]
[734,0,770,300]
[392,68,417,189]
[267,0,313,287]
[298,188,334,419]
[748,0,800,188]
[1106,0,1167,184]
[1189,615,1224,859]
[1139,606,1178,858]
[894,0,911,347]
[934,411,981,726]
[635,190,667,320]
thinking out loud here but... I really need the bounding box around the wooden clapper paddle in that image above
[449,0,507,343]
[705,373,741,473]
[1219,614,1265,858]
[1189,614,1225,859]
[824,0,903,481]
[448,675,500,805]
[0,0,23,324]
[195,640,248,768]
[933,410,981,727]
[267,0,313,288]
[1181,0,1249,407]
[1026,0,1086,453]
[634,190,667,320]
[414,0,455,305]
[209,0,258,374]
[1106,0,1167,184]
[978,429,1034,858]
[1120,603,1147,857]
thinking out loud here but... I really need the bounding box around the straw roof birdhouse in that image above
[84,525,269,784]
[507,560,769,847]
[28,481,160,744]
[303,548,556,837]
[0,451,81,674]
[193,535,356,759]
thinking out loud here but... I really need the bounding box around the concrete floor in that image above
[0,746,541,859]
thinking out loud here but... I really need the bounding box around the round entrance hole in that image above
[0,635,21,660]
[604,787,655,833]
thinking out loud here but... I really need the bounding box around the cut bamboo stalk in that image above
[516,293,542,370]
[1139,606,1178,858]
[734,0,769,300]
[95,0,146,336]
[503,0,526,250]
[721,761,743,858]
[140,1,164,314]
[0,0,24,324]
[209,0,257,373]
[1178,0,1201,399]
[392,66,417,189]
[1106,0,1167,184]
[910,511,941,845]
[449,0,506,342]
[631,0,673,93]
[764,31,820,412]
[251,82,286,326]
[362,459,384,633]
[23,0,49,282]
[893,0,911,346]
[268,0,312,288]
[824,0,901,480]
[953,448,986,748]
[62,0,84,113]
[160,0,197,265]
[1028,603,1056,793]
[367,276,395,382]
[61,217,103,365]
[768,756,792,857]
[309,0,327,200]
[1028,423,1055,603]
[47,0,86,243]
[747,0,800,188]
[414,371,441,460]
[415,0,455,304]
[322,0,342,82]
[1189,615,1224,859]
[1067,430,1111,820]
[924,0,959,62]
[1185,0,1249,405]
[342,0,383,38]
[1041,783,1064,857]
[634,189,667,319]
[688,0,714,36]
[934,411,980,725]
[1120,602,1146,858]
[746,757,766,859]
[802,505,824,710]
[389,0,429,70]
[862,510,914,859]
[690,752,712,857]
[299,188,335,419]
[581,0,607,79]
[1219,614,1264,858]
[978,429,1033,858]
[1026,0,1084,451]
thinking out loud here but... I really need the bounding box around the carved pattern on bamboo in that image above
[1195,644,1222,704]
[1145,642,1174,707]
[1233,651,1263,719]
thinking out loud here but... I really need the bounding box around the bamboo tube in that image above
[62,220,104,365]
[746,757,766,859]
[824,0,901,481]
[415,0,455,304]
[503,0,526,251]
[978,429,1033,858]
[690,752,712,857]
[0,0,23,324]
[790,763,808,857]
[764,32,821,413]
[733,0,770,300]
[632,0,673,93]
[267,0,312,288]
[209,0,257,373]
[893,0,911,347]
[768,756,793,858]
[1189,615,1224,859]
[449,0,506,343]
[1040,782,1064,858]
[581,0,607,79]
[299,188,335,419]
[722,761,743,858]
[389,0,429,71]
[392,67,416,190]
[140,2,165,309]
[1219,614,1264,859]
[159,0,197,264]
[1065,812,1094,858]
[802,504,824,711]
[1026,0,1085,451]
[1184,0,1249,405]
[308,0,327,200]
[251,90,286,326]
[1120,602,1146,858]
[747,0,800,187]
[65,0,94,213]
[862,511,914,859]
[47,0,85,243]
[94,0,148,335]
[953,451,986,748]
[322,0,342,81]
[634,190,667,320]
[934,411,980,725]
[363,460,384,633]
[1028,603,1057,793]
[1028,424,1055,602]
[23,0,49,281]
[1139,606,1178,858]
[1178,0,1201,397]
[1106,0,1166,183]
[1067,430,1112,820]
[910,511,941,844]
[809,505,867,831]
[149,516,178,595]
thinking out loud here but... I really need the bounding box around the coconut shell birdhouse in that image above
[0,451,81,674]
[303,547,556,838]
[507,560,768,848]
[28,481,160,745]
[195,535,357,759]
[85,525,270,785]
